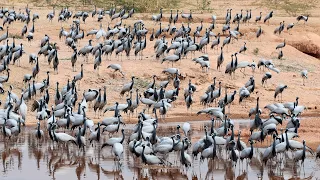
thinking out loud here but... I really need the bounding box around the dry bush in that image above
[30,0,179,13]
[9,33,23,39]
[253,0,315,17]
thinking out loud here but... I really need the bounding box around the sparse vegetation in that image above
[29,0,178,13]
[197,0,213,13]
[253,48,259,55]
[135,78,149,89]
[253,0,314,16]
[9,33,23,39]
[277,63,302,72]
[60,58,71,61]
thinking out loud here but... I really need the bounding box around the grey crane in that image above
[53,50,59,74]
[274,84,288,101]
[217,47,224,71]
[111,142,124,166]
[47,45,57,65]
[239,42,247,54]
[13,43,23,66]
[107,64,125,78]
[169,10,173,24]
[154,23,162,39]
[236,130,247,151]
[34,121,44,139]
[229,143,239,167]
[73,64,83,90]
[226,8,233,23]
[74,30,84,43]
[278,49,283,59]
[280,20,285,33]
[199,30,210,53]
[32,58,39,79]
[162,24,170,34]
[93,89,102,117]
[287,23,294,34]
[273,21,283,34]
[296,15,308,25]
[135,37,146,60]
[225,54,234,77]
[93,45,102,75]
[231,52,238,78]
[29,53,37,64]
[256,12,262,22]
[185,89,193,111]
[32,13,39,21]
[196,20,203,32]
[262,72,272,87]
[262,134,277,165]
[207,81,222,106]
[128,89,139,117]
[211,33,220,52]
[162,68,180,77]
[47,6,55,22]
[21,24,27,36]
[264,11,273,25]
[155,42,167,59]
[78,40,93,63]
[0,69,10,83]
[300,69,308,86]
[222,23,230,34]
[147,75,157,89]
[149,28,154,41]
[222,35,231,51]
[256,26,262,40]
[180,141,192,167]
[276,39,286,50]
[0,26,8,42]
[120,76,137,97]
[128,6,135,17]
[184,43,199,56]
[242,10,249,24]
[151,8,162,23]
[239,87,250,106]
[181,10,192,21]
[161,53,181,67]
[293,140,307,167]
[141,144,165,165]
[221,89,237,114]
[173,10,179,24]
[71,48,77,72]
[40,34,49,47]
[239,140,254,167]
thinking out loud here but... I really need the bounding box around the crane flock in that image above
[0,4,318,179]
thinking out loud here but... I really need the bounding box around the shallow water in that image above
[1,120,319,180]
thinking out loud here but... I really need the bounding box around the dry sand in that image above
[0,1,320,147]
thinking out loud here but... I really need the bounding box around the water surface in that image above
[1,120,319,180]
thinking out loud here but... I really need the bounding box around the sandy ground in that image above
[0,1,320,147]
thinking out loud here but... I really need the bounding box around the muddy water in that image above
[1,120,319,180]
